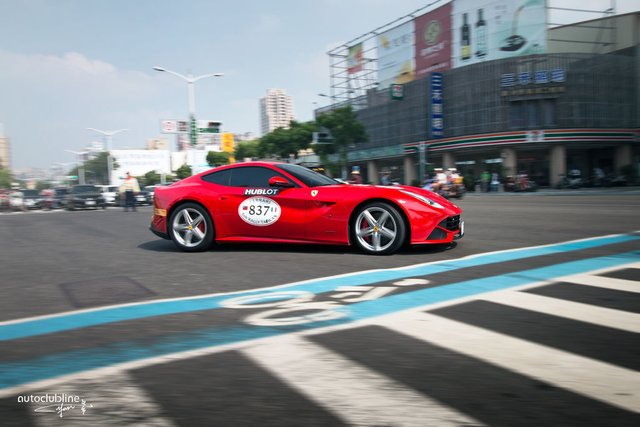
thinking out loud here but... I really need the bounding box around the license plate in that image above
[86,200,95,205]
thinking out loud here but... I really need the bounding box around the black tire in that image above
[351,202,406,255]
[168,203,214,252]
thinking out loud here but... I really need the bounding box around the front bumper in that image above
[424,215,464,242]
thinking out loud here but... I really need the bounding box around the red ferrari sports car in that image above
[150,162,464,255]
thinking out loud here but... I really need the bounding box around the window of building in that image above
[509,98,557,129]
[542,99,557,126]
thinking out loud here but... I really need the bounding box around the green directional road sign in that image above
[197,127,220,134]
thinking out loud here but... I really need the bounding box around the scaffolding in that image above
[324,0,447,111]
[322,0,619,114]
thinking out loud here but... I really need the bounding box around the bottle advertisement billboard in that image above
[452,0,547,68]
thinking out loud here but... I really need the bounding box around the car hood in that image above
[314,184,460,212]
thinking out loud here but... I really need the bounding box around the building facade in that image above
[0,136,10,170]
[260,89,295,136]
[331,13,640,186]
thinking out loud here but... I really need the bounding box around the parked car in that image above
[21,189,42,210]
[66,185,106,210]
[51,186,70,209]
[0,190,9,211]
[115,190,153,206]
[99,185,120,206]
[143,185,163,204]
[9,191,25,211]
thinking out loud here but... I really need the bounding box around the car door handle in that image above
[220,196,228,200]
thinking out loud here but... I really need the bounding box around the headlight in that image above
[400,190,444,209]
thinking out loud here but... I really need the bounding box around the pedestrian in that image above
[381,171,391,186]
[481,170,491,192]
[119,172,140,212]
[491,172,500,192]
[349,169,363,184]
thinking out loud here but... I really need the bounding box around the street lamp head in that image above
[213,73,224,77]
[153,66,166,72]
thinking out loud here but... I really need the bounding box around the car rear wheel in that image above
[169,203,214,252]
[352,202,406,255]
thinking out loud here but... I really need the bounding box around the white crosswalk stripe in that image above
[243,334,483,427]
[28,372,176,427]
[371,310,640,413]
[480,290,640,333]
[559,266,640,293]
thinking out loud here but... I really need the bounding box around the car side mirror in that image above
[268,176,294,188]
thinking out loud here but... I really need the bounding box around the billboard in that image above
[347,43,364,74]
[377,21,415,90]
[111,149,171,185]
[452,0,546,68]
[415,2,452,78]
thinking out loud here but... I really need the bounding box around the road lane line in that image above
[561,272,640,294]
[29,372,176,427]
[480,290,640,333]
[373,311,640,413]
[1,232,638,341]
[243,334,482,427]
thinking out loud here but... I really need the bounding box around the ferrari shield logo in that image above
[311,190,318,197]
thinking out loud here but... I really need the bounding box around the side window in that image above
[201,169,232,186]
[229,166,293,187]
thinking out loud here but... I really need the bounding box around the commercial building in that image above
[260,89,295,136]
[0,135,10,171]
[320,5,639,187]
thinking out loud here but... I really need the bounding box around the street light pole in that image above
[64,150,88,185]
[87,128,128,186]
[153,67,223,146]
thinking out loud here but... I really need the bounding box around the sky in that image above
[0,0,637,170]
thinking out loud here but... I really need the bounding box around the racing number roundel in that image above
[238,196,281,226]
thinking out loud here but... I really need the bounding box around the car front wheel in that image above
[352,202,406,255]
[169,203,214,252]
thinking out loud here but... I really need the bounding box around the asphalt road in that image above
[0,190,639,426]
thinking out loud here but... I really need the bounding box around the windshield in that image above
[276,164,340,187]
[54,188,68,196]
[72,185,98,194]
[22,190,38,197]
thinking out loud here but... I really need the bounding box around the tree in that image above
[69,152,118,184]
[141,171,161,187]
[258,120,319,159]
[0,167,12,189]
[175,164,192,180]
[206,151,231,167]
[235,140,261,161]
[316,106,368,178]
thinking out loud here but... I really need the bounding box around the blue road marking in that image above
[0,250,638,390]
[0,233,638,342]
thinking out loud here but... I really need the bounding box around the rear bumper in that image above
[149,225,169,240]
[150,213,170,240]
